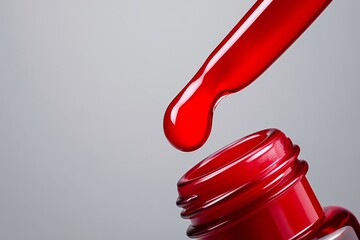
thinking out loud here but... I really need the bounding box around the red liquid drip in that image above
[163,0,332,151]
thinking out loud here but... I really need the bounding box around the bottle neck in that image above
[177,129,324,240]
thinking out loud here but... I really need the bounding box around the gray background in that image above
[0,0,359,239]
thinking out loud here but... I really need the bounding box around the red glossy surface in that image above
[302,206,360,239]
[177,129,360,240]
[165,0,359,238]
[163,0,332,151]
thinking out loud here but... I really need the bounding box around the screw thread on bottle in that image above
[177,129,325,239]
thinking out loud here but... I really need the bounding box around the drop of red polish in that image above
[164,0,331,151]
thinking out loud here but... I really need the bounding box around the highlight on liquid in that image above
[163,0,332,151]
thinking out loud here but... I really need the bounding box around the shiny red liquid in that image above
[163,0,332,151]
[164,0,359,239]
[177,129,360,239]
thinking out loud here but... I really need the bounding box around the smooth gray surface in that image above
[0,0,359,239]
[319,226,358,240]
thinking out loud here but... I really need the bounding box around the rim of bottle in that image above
[177,129,322,238]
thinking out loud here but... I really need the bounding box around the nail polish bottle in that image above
[177,129,360,240]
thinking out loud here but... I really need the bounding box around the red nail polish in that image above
[164,0,332,151]
[164,0,359,238]
[177,129,360,240]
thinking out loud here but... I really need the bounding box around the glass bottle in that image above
[177,129,360,240]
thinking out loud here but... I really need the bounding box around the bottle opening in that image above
[177,129,325,239]
[182,131,269,182]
